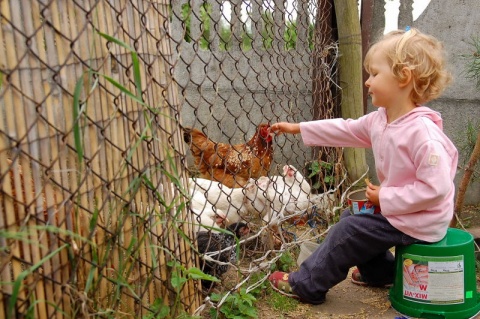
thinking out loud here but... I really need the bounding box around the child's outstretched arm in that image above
[270,122,301,135]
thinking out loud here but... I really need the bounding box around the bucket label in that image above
[352,201,376,214]
[402,253,464,304]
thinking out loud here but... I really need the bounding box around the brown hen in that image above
[183,123,274,188]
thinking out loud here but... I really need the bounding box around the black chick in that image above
[197,222,250,290]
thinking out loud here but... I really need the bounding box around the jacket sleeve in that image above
[300,116,373,148]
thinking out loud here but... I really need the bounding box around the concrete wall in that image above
[366,0,480,204]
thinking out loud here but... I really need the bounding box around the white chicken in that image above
[160,180,228,232]
[188,178,250,224]
[244,176,275,223]
[310,192,337,220]
[270,164,311,214]
[244,165,312,226]
[190,190,228,232]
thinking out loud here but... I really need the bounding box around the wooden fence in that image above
[0,0,200,318]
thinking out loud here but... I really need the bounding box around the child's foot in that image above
[268,271,300,299]
[351,267,393,288]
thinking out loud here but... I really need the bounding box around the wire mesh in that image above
[175,0,342,184]
[0,0,346,317]
[174,0,349,315]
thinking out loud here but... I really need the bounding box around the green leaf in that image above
[186,267,220,282]
[311,161,320,171]
[84,245,97,293]
[143,298,170,319]
[209,307,220,319]
[131,51,143,102]
[8,244,69,318]
[72,76,85,165]
[171,274,188,289]
[239,305,257,318]
[97,31,135,52]
[101,73,146,106]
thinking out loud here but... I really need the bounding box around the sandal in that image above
[351,267,369,287]
[351,267,393,288]
[268,271,300,299]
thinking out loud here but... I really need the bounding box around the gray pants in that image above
[288,210,421,304]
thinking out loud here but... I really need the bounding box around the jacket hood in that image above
[390,106,443,130]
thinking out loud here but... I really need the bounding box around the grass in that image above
[265,288,300,312]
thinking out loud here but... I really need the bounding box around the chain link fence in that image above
[0,0,346,317]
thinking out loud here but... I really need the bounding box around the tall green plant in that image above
[462,37,480,88]
[180,6,314,51]
[284,21,298,50]
[181,2,212,50]
[67,31,205,318]
[210,288,258,319]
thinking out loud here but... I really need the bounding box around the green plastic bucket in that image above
[389,228,480,319]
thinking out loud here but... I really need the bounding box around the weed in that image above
[265,287,299,312]
[273,250,297,272]
[457,120,480,182]
[209,288,258,319]
[307,160,335,192]
[143,298,170,319]
[57,30,200,318]
[461,36,480,88]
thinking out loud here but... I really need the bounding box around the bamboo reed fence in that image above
[0,0,200,318]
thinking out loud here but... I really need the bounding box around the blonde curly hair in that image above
[364,28,452,105]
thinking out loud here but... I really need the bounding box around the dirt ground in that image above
[254,205,480,319]
[257,268,401,319]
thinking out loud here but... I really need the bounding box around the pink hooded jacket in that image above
[300,106,458,242]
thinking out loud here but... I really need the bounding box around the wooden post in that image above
[333,0,368,182]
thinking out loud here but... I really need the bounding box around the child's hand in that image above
[270,122,301,135]
[365,178,381,206]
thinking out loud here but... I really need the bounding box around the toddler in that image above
[268,28,458,304]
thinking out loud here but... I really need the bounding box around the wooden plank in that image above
[112,1,145,312]
[145,1,165,307]
[46,2,75,317]
[55,1,95,315]
[108,0,132,312]
[99,0,119,239]
[7,0,41,315]
[21,1,63,317]
[130,1,152,310]
[0,1,20,317]
[86,0,118,310]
